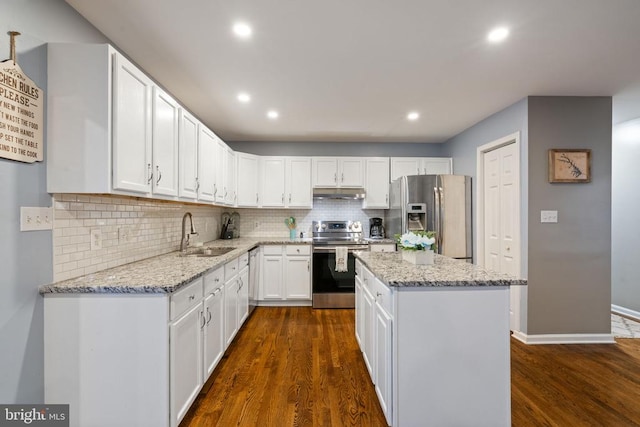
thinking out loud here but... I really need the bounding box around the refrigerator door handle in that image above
[434,186,441,252]
[438,187,444,253]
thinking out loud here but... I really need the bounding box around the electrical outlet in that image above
[20,207,53,231]
[540,210,558,223]
[90,229,102,250]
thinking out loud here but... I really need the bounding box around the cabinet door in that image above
[261,255,284,299]
[423,157,453,175]
[179,109,199,199]
[355,274,365,351]
[390,158,421,181]
[170,303,203,427]
[363,158,390,208]
[286,157,312,208]
[226,148,236,206]
[362,283,375,378]
[261,157,286,207]
[237,267,249,326]
[375,303,393,425]
[152,87,179,197]
[197,126,216,202]
[236,152,260,207]
[213,138,227,204]
[312,157,338,187]
[203,289,224,379]
[224,277,239,347]
[284,256,311,299]
[339,158,365,187]
[112,53,153,194]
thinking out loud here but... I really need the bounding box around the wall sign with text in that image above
[0,60,44,163]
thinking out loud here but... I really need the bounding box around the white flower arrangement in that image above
[396,230,436,251]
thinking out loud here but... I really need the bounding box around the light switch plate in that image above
[20,207,53,231]
[541,210,558,223]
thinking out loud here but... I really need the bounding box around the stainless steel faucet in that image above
[180,212,198,253]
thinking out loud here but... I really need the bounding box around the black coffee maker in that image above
[369,217,385,239]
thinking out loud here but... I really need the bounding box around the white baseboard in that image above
[511,332,615,345]
[256,300,312,307]
[611,304,640,322]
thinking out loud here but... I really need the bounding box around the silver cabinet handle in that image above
[213,184,217,196]
[188,294,195,301]
[156,165,162,184]
[200,311,206,329]
[385,194,388,204]
[195,177,200,191]
[282,193,284,204]
[341,172,344,182]
[376,292,382,297]
[206,307,212,325]
[307,260,310,271]
[289,193,292,203]
[215,277,220,282]
[334,173,337,183]
[147,163,153,184]
[224,188,228,198]
[256,193,259,203]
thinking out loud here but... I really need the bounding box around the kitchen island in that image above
[353,251,526,427]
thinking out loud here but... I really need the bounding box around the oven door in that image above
[312,246,364,308]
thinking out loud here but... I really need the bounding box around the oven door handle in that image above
[312,246,368,253]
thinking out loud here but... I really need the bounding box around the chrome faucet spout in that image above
[180,212,198,252]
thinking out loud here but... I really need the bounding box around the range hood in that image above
[312,187,366,200]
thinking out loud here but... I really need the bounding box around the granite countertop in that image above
[354,251,527,288]
[39,237,312,295]
[364,238,396,244]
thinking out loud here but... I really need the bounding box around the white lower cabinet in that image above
[357,261,393,426]
[259,245,311,303]
[44,253,251,427]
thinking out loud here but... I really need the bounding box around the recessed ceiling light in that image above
[233,22,252,38]
[487,26,509,43]
[407,112,419,121]
[267,110,279,119]
[237,92,251,103]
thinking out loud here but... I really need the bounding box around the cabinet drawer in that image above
[224,258,239,281]
[171,277,203,320]
[204,267,224,295]
[238,252,249,269]
[372,277,393,315]
[262,245,283,255]
[285,245,310,256]
[369,244,396,253]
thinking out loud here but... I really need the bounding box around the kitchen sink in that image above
[179,247,236,257]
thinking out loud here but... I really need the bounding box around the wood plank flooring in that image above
[181,307,640,427]
[180,307,388,427]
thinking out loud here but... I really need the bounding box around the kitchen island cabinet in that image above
[355,252,526,427]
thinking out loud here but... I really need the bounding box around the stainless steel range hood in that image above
[312,187,366,200]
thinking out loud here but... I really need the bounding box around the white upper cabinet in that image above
[390,157,453,181]
[363,157,390,209]
[261,157,286,207]
[112,53,154,194]
[226,148,236,206]
[197,126,216,202]
[236,152,260,207]
[312,157,364,188]
[286,157,312,208]
[151,87,180,197]
[213,137,227,204]
[179,109,199,200]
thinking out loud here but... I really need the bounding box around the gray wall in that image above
[527,97,612,335]
[0,0,107,403]
[612,118,640,313]
[441,98,529,276]
[228,141,445,157]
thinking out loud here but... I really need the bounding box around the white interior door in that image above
[481,140,521,331]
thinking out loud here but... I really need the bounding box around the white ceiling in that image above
[66,0,640,143]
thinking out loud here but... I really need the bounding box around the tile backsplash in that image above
[52,195,384,282]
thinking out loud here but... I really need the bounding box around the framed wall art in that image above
[548,149,591,183]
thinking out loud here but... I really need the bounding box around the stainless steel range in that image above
[312,220,368,308]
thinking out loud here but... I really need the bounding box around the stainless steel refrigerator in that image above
[385,175,472,261]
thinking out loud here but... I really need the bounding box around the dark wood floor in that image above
[181,307,640,427]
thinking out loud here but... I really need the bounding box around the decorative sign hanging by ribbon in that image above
[0,31,44,163]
